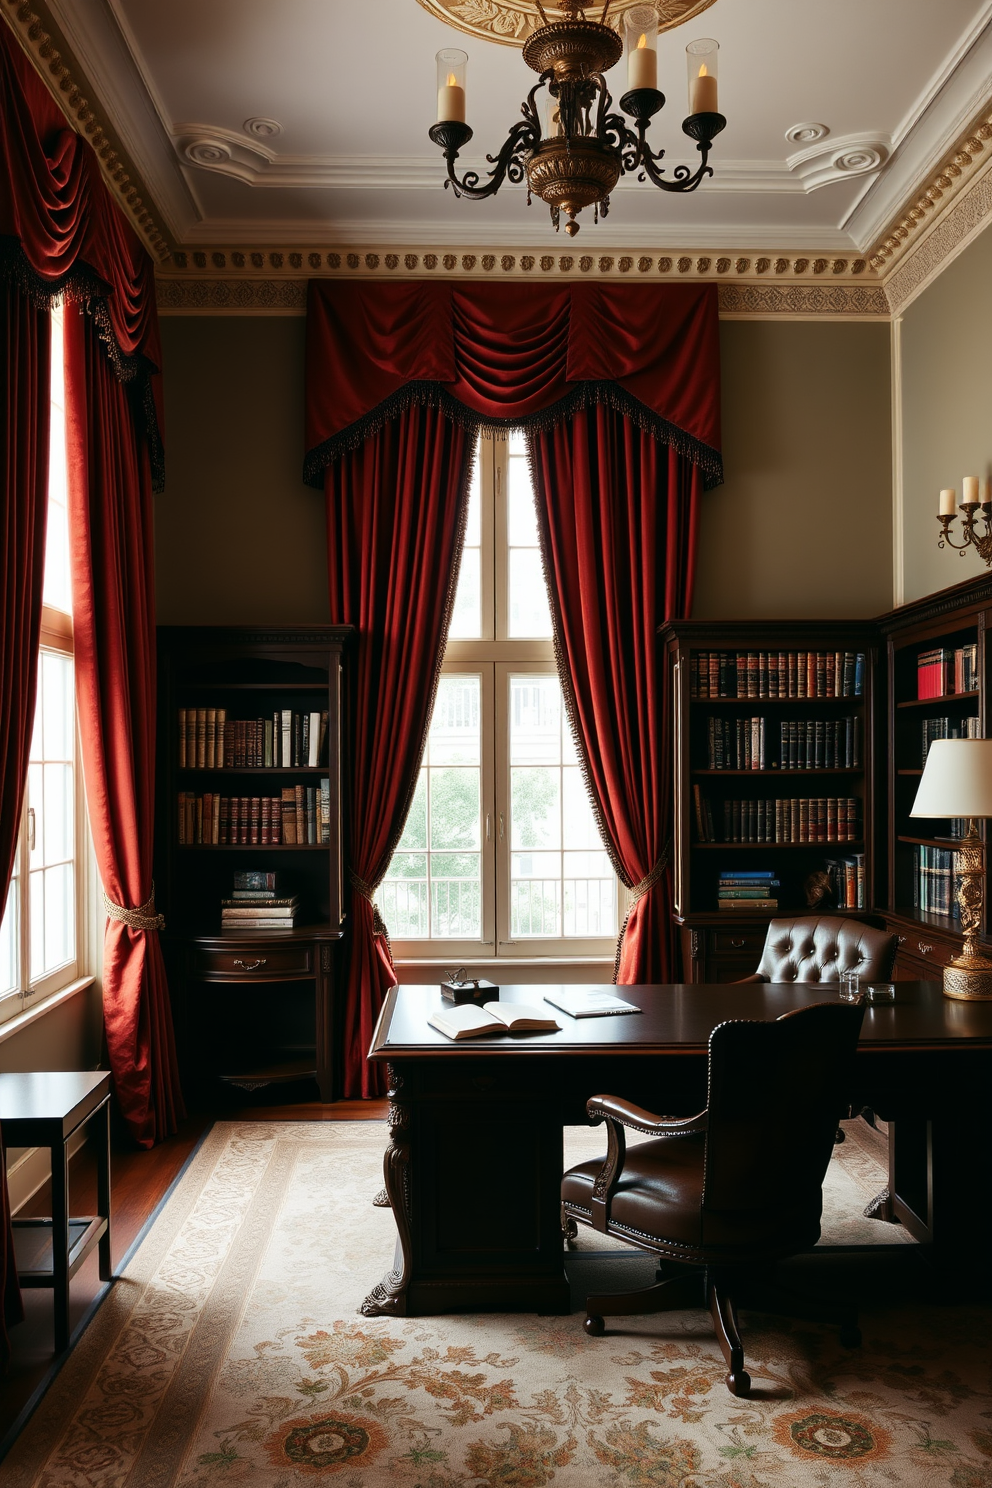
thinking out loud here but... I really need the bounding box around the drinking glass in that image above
[838,970,861,1002]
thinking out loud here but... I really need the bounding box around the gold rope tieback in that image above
[613,852,668,982]
[348,869,389,939]
[103,884,165,931]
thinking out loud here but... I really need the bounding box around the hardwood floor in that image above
[0,1096,388,1450]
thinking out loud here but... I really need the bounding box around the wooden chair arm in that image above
[586,1094,708,1137]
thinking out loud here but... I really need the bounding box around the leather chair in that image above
[737,915,897,985]
[561,1001,866,1396]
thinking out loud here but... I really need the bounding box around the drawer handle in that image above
[898,935,907,945]
[731,938,746,949]
[233,957,267,971]
[917,942,933,956]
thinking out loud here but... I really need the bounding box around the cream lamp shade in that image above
[910,737,992,819]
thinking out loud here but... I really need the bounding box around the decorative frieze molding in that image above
[163,245,872,279]
[1,0,171,260]
[885,153,992,314]
[156,243,889,317]
[867,110,992,274]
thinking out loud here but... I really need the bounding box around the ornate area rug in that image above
[4,1121,988,1487]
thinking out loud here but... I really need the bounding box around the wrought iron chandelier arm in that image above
[634,127,714,192]
[430,114,540,200]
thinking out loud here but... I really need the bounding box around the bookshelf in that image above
[878,575,992,980]
[156,626,352,1101]
[661,621,879,983]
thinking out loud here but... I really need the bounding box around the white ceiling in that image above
[44,0,992,250]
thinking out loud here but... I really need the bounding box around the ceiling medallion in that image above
[428,0,725,235]
[417,0,716,47]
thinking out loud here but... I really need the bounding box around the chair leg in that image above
[584,1269,705,1336]
[709,1277,751,1397]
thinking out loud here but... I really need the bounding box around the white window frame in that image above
[0,308,86,1026]
[388,433,623,964]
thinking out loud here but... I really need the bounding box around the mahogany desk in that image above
[362,982,992,1317]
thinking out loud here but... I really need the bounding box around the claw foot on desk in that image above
[360,1269,408,1317]
[863,1187,897,1222]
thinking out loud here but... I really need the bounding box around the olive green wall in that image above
[691,320,893,619]
[899,223,992,605]
[156,316,330,625]
[155,314,894,623]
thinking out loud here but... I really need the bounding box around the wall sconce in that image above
[937,478,992,564]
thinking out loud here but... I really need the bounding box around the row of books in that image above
[695,794,860,844]
[717,870,778,911]
[221,894,300,930]
[703,716,861,770]
[690,650,865,700]
[921,714,981,766]
[916,643,978,699]
[913,845,961,919]
[825,854,867,911]
[177,783,331,845]
[177,708,328,769]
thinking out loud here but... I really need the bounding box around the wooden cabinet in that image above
[877,575,992,978]
[156,625,352,1101]
[660,620,880,982]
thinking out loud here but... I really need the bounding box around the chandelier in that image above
[427,0,725,236]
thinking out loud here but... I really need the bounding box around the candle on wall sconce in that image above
[938,474,992,566]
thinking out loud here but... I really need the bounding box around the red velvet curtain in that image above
[528,409,702,984]
[325,404,472,1097]
[306,280,721,1090]
[0,16,175,1159]
[65,308,181,1147]
[0,282,49,1357]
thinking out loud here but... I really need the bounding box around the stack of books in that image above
[921,714,980,766]
[916,644,977,700]
[178,707,328,768]
[914,845,961,919]
[717,870,779,911]
[220,872,300,931]
[691,650,864,699]
[823,854,866,910]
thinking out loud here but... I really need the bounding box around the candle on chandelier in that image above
[939,488,958,517]
[436,48,467,123]
[982,479,992,505]
[687,38,719,114]
[625,6,658,92]
[962,476,980,505]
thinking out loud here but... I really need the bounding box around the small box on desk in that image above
[440,978,499,1005]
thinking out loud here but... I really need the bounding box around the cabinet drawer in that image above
[709,928,766,959]
[192,945,314,979]
[894,934,953,970]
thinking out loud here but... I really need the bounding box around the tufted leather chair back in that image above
[752,916,897,985]
[702,1001,865,1240]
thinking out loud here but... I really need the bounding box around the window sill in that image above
[392,957,615,984]
[0,976,95,1046]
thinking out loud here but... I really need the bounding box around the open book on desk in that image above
[428,1002,560,1041]
[542,987,642,1019]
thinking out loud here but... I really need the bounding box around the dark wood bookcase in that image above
[156,625,352,1102]
[661,620,880,982]
[878,575,992,981]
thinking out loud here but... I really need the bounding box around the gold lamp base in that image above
[943,952,992,1001]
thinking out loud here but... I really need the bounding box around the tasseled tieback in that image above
[348,869,390,940]
[103,884,165,931]
[613,853,668,981]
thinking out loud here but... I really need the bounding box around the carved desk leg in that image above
[361,1066,412,1316]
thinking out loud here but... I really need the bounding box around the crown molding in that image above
[883,145,992,316]
[156,246,887,320]
[0,0,172,259]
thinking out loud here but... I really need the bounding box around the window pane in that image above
[429,768,481,851]
[507,459,540,546]
[383,675,482,940]
[562,766,603,849]
[41,650,74,760]
[0,881,18,999]
[511,875,561,937]
[42,762,73,864]
[43,305,71,615]
[510,678,561,764]
[29,869,45,983]
[448,548,480,640]
[508,550,553,639]
[43,862,73,971]
[430,676,481,764]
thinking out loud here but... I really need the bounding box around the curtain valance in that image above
[304,281,722,488]
[0,22,163,485]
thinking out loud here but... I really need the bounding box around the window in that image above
[0,305,81,1023]
[380,432,619,961]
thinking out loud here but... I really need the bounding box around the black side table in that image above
[0,1070,112,1351]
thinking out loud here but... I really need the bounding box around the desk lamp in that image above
[911,736,992,999]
